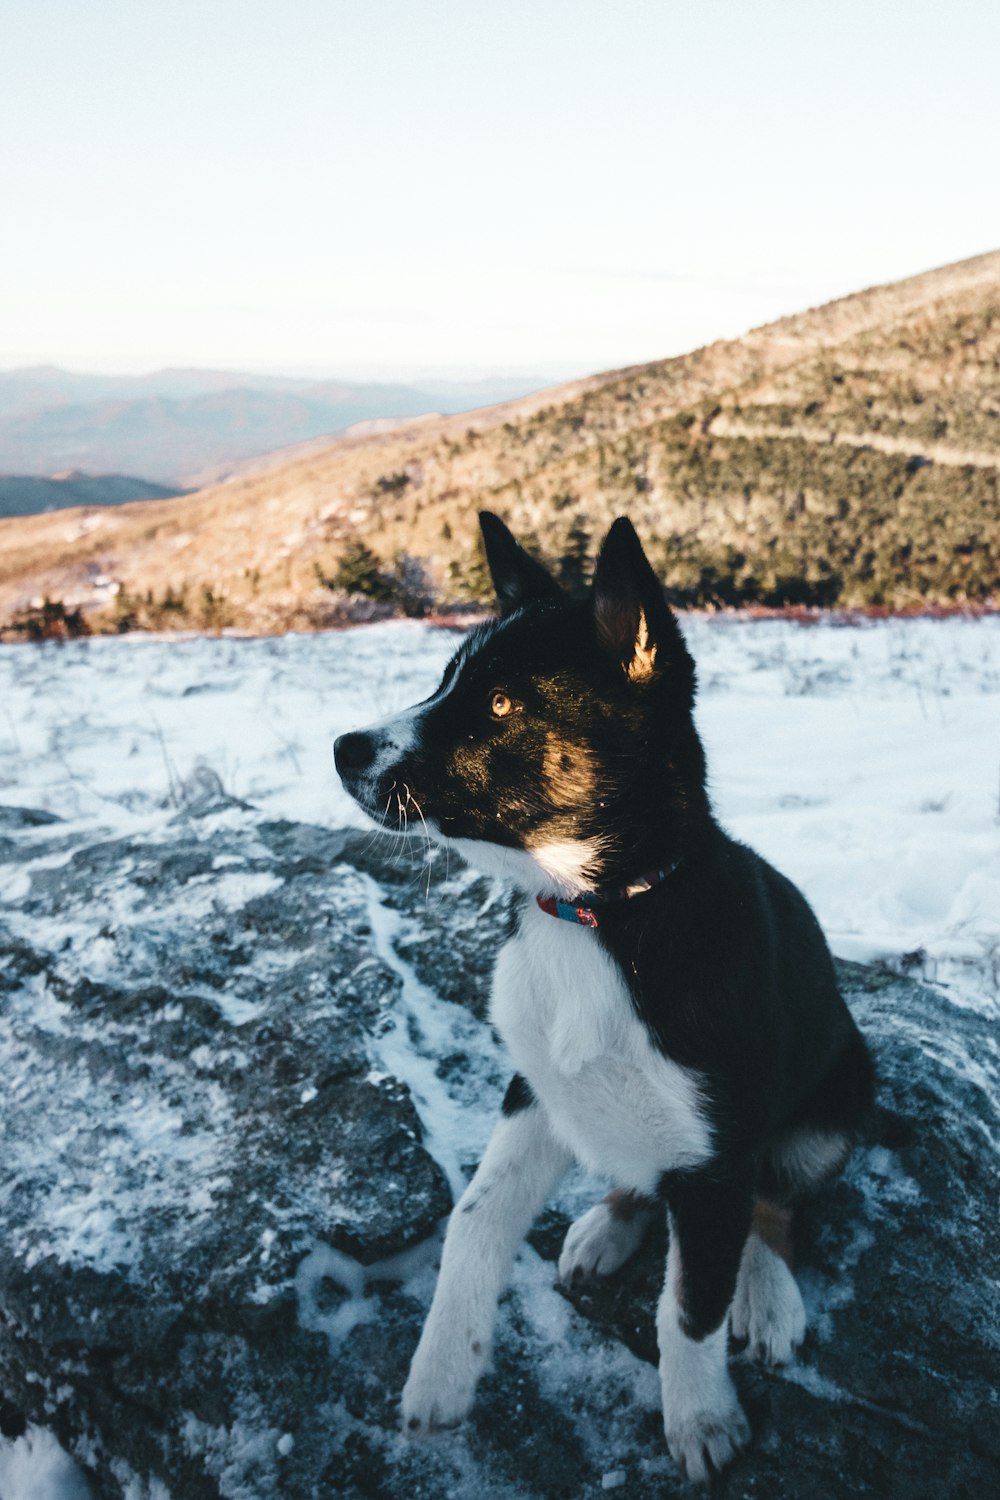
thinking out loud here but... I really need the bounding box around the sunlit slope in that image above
[1,250,997,628]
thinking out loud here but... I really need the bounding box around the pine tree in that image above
[557,516,591,599]
[331,542,395,603]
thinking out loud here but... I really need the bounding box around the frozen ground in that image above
[1,614,997,1012]
[0,615,997,1498]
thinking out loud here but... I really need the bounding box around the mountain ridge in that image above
[1,249,997,633]
[0,367,553,483]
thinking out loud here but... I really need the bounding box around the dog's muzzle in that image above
[335,707,426,819]
[334,727,411,822]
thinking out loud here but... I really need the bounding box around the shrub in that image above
[557,517,592,600]
[318,544,434,615]
[375,472,411,495]
[10,597,90,642]
[323,541,397,603]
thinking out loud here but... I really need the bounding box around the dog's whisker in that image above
[405,787,436,904]
[387,788,410,869]
[356,787,400,858]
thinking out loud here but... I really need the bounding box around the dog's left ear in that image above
[479,511,564,617]
[591,518,695,703]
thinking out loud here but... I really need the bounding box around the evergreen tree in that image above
[459,532,493,604]
[557,516,591,599]
[331,541,396,603]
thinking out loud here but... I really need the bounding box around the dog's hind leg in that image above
[760,1026,873,1204]
[760,1126,852,1200]
[730,1199,806,1365]
[737,1110,855,1370]
[735,1025,873,1368]
[558,1188,655,1287]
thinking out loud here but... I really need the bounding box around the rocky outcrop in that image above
[0,799,997,1498]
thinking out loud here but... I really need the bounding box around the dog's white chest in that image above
[491,905,712,1193]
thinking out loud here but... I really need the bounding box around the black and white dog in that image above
[335,514,874,1482]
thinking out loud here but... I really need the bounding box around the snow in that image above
[0,1424,93,1500]
[0,613,997,1496]
[294,1235,444,1351]
[1,615,996,1011]
[358,867,505,1197]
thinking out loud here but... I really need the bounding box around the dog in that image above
[334,513,874,1483]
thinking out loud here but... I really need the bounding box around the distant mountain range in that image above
[0,471,182,521]
[1,251,998,631]
[0,367,551,486]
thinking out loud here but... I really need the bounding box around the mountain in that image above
[0,470,181,521]
[0,365,316,420]
[0,368,553,483]
[0,250,997,632]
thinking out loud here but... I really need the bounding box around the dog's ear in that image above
[479,512,564,617]
[591,518,695,702]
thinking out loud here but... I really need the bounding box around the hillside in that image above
[0,470,181,520]
[1,250,998,634]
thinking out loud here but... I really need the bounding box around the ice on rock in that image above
[0,618,996,1497]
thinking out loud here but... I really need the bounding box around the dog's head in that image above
[335,513,705,895]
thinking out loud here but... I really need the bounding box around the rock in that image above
[0,806,64,829]
[170,762,253,821]
[0,804,997,1498]
[553,959,1000,1497]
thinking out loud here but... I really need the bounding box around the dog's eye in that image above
[490,690,514,719]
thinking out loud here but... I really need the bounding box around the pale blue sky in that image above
[2,0,998,379]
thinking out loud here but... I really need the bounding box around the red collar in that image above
[536,857,682,928]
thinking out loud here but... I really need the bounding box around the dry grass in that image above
[2,249,998,631]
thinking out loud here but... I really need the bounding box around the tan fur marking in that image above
[605,1187,654,1222]
[751,1199,795,1267]
[542,737,597,809]
[626,607,658,682]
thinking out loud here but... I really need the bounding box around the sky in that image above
[2,0,999,381]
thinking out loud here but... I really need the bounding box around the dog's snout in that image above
[334,731,376,776]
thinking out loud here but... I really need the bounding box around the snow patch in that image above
[0,1424,94,1500]
[1,617,995,1009]
[295,1235,443,1349]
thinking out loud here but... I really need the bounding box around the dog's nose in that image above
[334,731,376,776]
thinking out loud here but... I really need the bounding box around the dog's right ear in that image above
[479,512,564,617]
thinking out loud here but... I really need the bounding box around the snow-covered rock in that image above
[0,802,997,1498]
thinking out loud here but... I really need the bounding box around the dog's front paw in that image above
[558,1198,649,1286]
[731,1236,806,1365]
[663,1393,751,1486]
[400,1324,489,1436]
